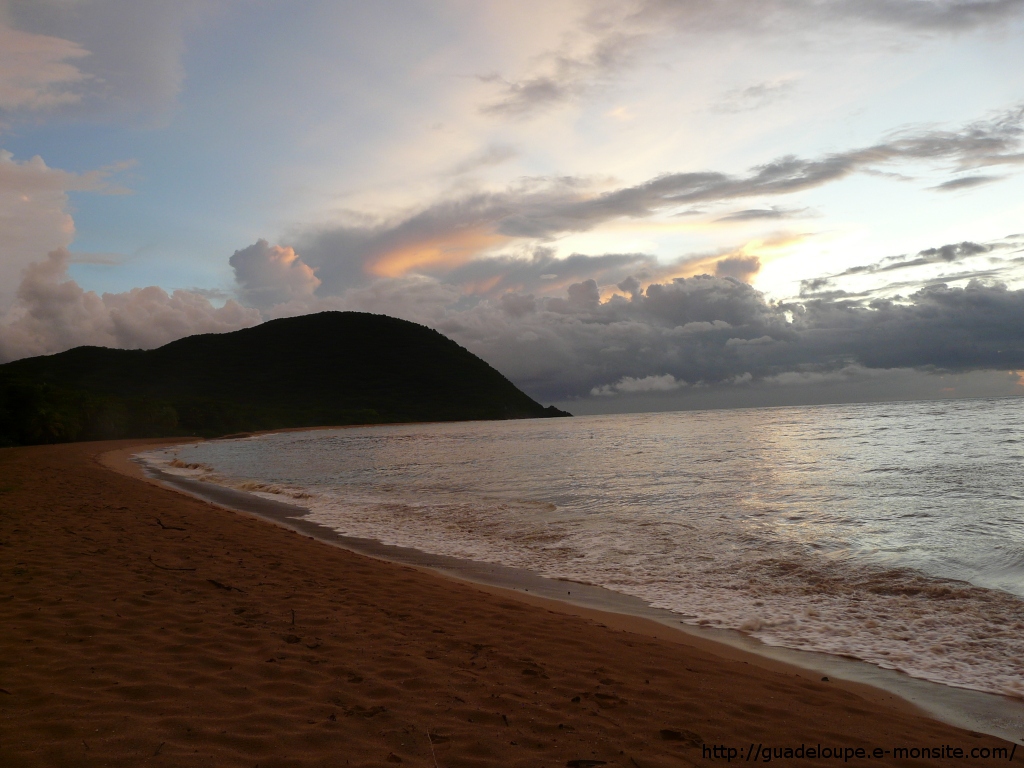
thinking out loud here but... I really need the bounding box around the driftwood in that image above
[154,518,185,531]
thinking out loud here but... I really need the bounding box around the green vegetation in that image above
[0,311,569,446]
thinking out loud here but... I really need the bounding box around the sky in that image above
[2,0,1024,412]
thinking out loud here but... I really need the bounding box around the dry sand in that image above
[0,439,1017,767]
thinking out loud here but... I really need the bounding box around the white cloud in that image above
[725,335,775,346]
[762,364,890,387]
[0,21,90,111]
[2,0,223,120]
[479,0,1024,117]
[0,149,118,312]
[714,77,798,114]
[591,373,686,396]
[0,248,260,362]
[229,239,321,308]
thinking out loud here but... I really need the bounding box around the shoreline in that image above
[2,438,1020,767]
[123,439,1024,745]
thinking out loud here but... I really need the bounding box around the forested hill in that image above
[0,311,570,446]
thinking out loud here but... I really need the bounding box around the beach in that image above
[0,439,1018,767]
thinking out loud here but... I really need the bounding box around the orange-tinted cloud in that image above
[365,228,508,278]
[460,274,506,295]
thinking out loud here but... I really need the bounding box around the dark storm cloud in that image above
[425,274,794,400]
[793,281,1024,371]
[429,275,1024,402]
[288,231,1024,404]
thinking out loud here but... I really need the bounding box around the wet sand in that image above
[0,439,1018,767]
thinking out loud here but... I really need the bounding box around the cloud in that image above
[714,78,797,113]
[0,248,260,362]
[0,149,122,312]
[656,105,1024,198]
[0,21,91,112]
[795,280,1024,371]
[294,195,518,293]
[714,255,761,282]
[479,73,573,118]
[295,105,1024,293]
[294,220,765,312]
[591,373,685,396]
[801,239,1003,294]
[2,0,221,120]
[931,174,1003,191]
[229,239,321,308]
[440,249,663,297]
[634,0,1024,34]
[272,264,1024,405]
[917,241,992,261]
[761,364,890,387]
[725,335,775,347]
[715,206,810,222]
[839,0,1024,31]
[450,144,519,176]
[10,236,1024,412]
[480,1,1024,117]
[479,30,642,117]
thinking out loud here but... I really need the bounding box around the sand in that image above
[0,439,1018,767]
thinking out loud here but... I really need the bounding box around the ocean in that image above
[141,397,1024,700]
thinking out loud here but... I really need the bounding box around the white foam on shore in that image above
[139,400,1024,700]
[302,487,1024,699]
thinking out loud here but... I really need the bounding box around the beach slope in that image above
[0,440,1015,767]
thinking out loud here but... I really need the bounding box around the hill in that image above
[0,311,569,445]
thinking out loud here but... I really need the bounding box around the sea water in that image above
[142,398,1024,699]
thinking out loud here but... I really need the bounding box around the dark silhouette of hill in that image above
[0,311,569,445]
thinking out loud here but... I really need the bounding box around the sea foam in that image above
[142,397,1024,698]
